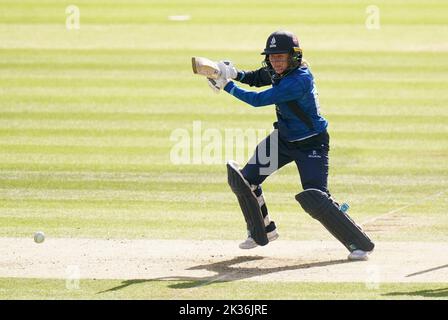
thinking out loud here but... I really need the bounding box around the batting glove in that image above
[218,60,238,79]
[207,60,235,93]
[207,77,229,94]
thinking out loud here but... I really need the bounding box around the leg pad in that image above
[296,189,374,252]
[227,161,268,246]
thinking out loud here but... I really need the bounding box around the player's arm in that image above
[223,78,304,107]
[235,68,272,87]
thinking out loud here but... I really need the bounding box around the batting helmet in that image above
[261,30,303,79]
[261,30,301,56]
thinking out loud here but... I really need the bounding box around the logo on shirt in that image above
[270,37,276,48]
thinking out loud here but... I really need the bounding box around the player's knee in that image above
[301,180,328,195]
[295,188,330,219]
[240,166,264,186]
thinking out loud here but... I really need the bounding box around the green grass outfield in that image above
[1,278,448,300]
[0,0,447,299]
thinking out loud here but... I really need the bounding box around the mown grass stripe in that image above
[0,1,447,251]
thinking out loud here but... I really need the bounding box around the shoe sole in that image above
[347,253,369,261]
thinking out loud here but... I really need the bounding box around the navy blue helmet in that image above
[261,30,301,56]
[261,30,303,79]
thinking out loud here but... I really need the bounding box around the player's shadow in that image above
[383,287,448,298]
[381,264,448,298]
[97,255,350,294]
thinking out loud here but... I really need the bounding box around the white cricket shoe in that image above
[239,230,279,250]
[348,249,371,261]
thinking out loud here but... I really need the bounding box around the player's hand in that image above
[207,77,229,94]
[218,60,238,79]
[207,60,234,93]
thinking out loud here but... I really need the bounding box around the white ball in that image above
[34,231,45,244]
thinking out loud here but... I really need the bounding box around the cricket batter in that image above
[205,30,374,261]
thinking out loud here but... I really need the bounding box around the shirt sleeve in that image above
[223,77,305,107]
[236,68,272,87]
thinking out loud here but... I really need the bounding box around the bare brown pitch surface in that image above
[1,238,447,283]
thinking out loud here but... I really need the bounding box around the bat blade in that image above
[192,57,220,79]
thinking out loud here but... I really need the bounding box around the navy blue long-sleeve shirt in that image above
[224,66,328,142]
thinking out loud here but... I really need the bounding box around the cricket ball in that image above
[34,231,45,244]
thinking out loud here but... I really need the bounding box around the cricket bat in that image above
[191,57,220,79]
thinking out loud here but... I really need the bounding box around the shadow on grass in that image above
[98,255,351,294]
[405,264,448,278]
[383,287,448,299]
[381,264,448,299]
